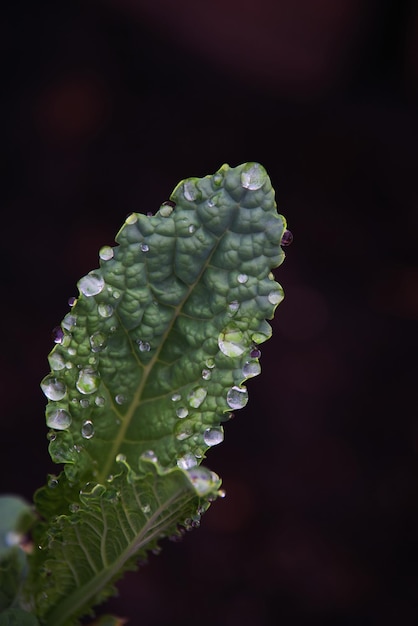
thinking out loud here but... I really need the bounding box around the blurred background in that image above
[1,1,418,624]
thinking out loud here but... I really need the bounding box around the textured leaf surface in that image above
[26,162,288,625]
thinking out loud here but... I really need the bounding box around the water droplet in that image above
[228,300,240,313]
[125,213,138,225]
[116,453,126,462]
[201,369,211,380]
[237,273,248,284]
[203,427,224,446]
[177,452,197,470]
[213,172,223,186]
[98,303,113,318]
[176,428,192,441]
[207,198,215,207]
[140,243,149,252]
[78,273,105,297]
[113,290,120,299]
[61,314,77,331]
[218,325,246,357]
[76,369,100,395]
[186,466,218,495]
[218,489,226,498]
[41,376,67,401]
[188,224,196,234]
[47,430,57,441]
[115,394,125,405]
[250,347,261,359]
[99,245,114,261]
[226,385,248,409]
[141,449,158,463]
[142,503,151,514]
[187,387,207,408]
[80,398,89,408]
[240,163,266,190]
[81,420,94,439]
[159,201,175,217]
[268,272,275,280]
[242,361,261,378]
[52,326,65,344]
[138,340,151,352]
[176,407,189,419]
[205,358,215,369]
[95,396,105,407]
[268,289,284,305]
[183,181,197,202]
[89,332,107,352]
[46,409,72,430]
[48,475,59,490]
[281,229,293,246]
[68,347,76,356]
[48,352,65,371]
[68,296,77,307]
[171,393,181,402]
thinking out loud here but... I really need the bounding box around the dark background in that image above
[1,1,418,624]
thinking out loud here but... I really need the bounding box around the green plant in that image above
[0,162,290,626]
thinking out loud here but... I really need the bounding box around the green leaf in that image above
[0,496,35,613]
[40,162,286,485]
[32,460,221,626]
[0,609,39,626]
[25,162,288,625]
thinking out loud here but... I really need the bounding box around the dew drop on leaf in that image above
[183,181,198,201]
[61,314,77,331]
[68,296,77,307]
[78,272,105,297]
[140,243,149,252]
[201,369,211,380]
[203,427,224,446]
[44,410,67,431]
[186,466,219,495]
[240,163,266,190]
[177,452,197,470]
[205,358,215,369]
[115,394,125,405]
[99,245,114,261]
[237,273,248,284]
[218,325,246,357]
[228,300,240,313]
[187,387,207,408]
[52,326,65,344]
[242,361,261,378]
[81,420,94,439]
[125,213,138,225]
[268,289,284,305]
[76,369,100,395]
[176,407,189,419]
[89,332,107,353]
[95,396,105,406]
[171,393,181,402]
[138,340,151,352]
[116,453,126,462]
[98,303,113,318]
[250,347,261,359]
[281,229,293,246]
[48,352,66,371]
[141,450,158,463]
[226,385,248,409]
[41,376,67,400]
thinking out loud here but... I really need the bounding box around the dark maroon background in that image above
[1,1,418,625]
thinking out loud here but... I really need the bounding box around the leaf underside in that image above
[23,163,287,625]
